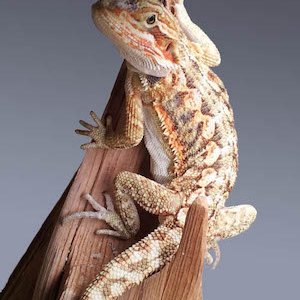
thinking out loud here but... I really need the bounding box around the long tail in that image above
[81,220,183,300]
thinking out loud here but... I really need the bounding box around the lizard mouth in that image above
[91,1,177,77]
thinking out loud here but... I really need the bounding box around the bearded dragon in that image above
[64,0,257,299]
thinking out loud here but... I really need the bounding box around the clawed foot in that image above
[63,193,131,239]
[75,111,113,150]
[205,241,221,269]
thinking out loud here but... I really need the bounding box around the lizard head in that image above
[92,0,187,77]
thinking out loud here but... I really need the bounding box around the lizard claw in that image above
[205,241,221,269]
[75,111,108,149]
[62,193,131,239]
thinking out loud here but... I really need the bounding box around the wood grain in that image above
[0,175,75,300]
[0,63,208,300]
[120,198,208,300]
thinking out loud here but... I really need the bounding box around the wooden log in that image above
[0,175,76,300]
[31,63,148,300]
[120,198,208,300]
[0,63,208,300]
[1,2,208,299]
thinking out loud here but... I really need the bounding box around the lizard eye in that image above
[146,15,156,25]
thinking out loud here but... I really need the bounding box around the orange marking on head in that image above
[161,46,175,62]
[139,38,152,48]
[150,27,175,62]
[150,26,166,38]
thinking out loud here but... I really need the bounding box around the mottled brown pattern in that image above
[69,0,257,298]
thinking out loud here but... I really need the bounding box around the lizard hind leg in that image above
[214,204,257,240]
[207,204,257,268]
[62,193,132,239]
[205,241,221,269]
[114,171,182,218]
[81,220,183,300]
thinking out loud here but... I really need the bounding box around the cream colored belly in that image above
[143,107,171,184]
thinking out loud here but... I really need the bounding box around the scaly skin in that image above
[64,1,257,299]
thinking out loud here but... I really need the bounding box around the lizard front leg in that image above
[76,70,144,150]
[63,71,145,238]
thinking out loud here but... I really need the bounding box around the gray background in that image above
[0,0,299,299]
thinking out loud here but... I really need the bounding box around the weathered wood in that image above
[120,198,208,300]
[0,63,208,300]
[32,63,148,300]
[0,175,75,300]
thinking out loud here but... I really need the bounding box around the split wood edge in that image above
[120,198,208,300]
[0,64,208,300]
